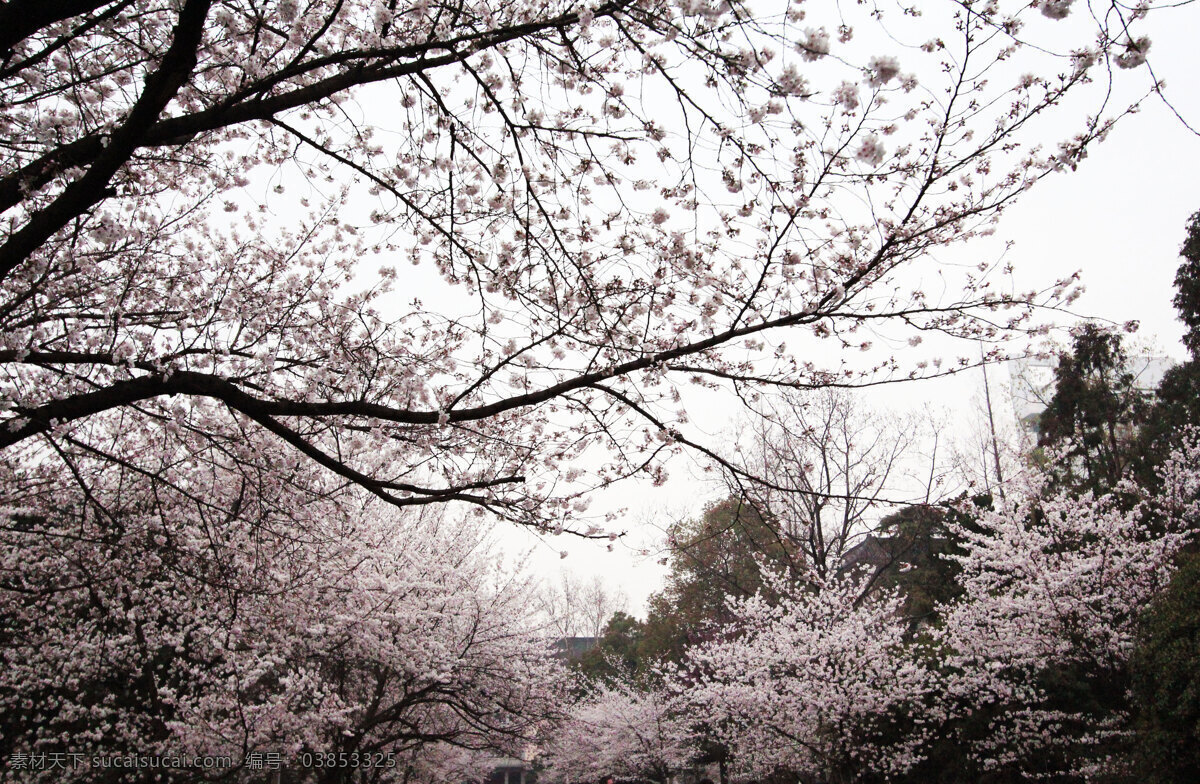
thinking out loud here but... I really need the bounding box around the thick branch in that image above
[0,0,633,220]
[0,0,214,279]
[0,0,113,55]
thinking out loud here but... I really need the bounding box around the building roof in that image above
[552,636,598,659]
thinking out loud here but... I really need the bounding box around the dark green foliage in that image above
[1037,324,1147,494]
[569,498,798,682]
[1175,210,1200,359]
[1135,361,1200,490]
[1129,552,1200,783]
[638,497,799,667]
[573,611,647,682]
[1134,210,1200,487]
[868,502,978,630]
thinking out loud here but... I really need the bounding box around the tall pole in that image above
[980,342,1006,502]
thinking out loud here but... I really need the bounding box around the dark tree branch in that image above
[0,0,215,279]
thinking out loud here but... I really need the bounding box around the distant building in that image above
[552,636,599,660]
[484,757,535,784]
[839,534,897,575]
[839,533,942,576]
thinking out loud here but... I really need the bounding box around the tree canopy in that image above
[1037,323,1148,493]
[0,0,1154,536]
[1175,210,1200,358]
[1130,552,1200,783]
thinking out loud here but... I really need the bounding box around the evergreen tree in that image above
[1129,553,1200,783]
[868,497,993,633]
[1138,210,1200,484]
[573,612,647,683]
[1038,324,1147,494]
[1175,210,1200,358]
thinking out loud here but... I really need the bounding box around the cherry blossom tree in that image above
[0,443,566,781]
[630,433,1199,783]
[540,680,694,784]
[677,568,937,782]
[929,434,1200,779]
[1,3,1188,772]
[0,0,1167,535]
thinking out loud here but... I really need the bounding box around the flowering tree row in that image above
[0,439,566,781]
[541,435,1200,782]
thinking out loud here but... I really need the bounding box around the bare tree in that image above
[538,571,629,641]
[725,390,912,579]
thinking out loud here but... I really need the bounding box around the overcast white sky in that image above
[510,0,1200,618]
